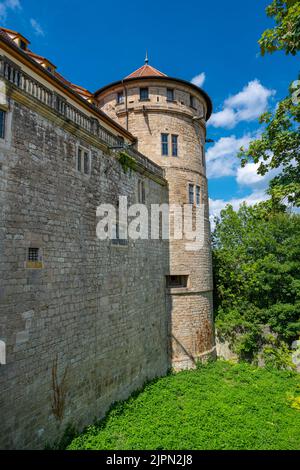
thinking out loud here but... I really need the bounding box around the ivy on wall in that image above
[117,151,136,174]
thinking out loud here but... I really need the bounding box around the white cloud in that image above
[30,18,45,36]
[191,72,206,88]
[236,162,280,189]
[209,189,269,229]
[208,80,276,129]
[0,0,20,21]
[206,134,252,179]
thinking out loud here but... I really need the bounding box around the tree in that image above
[213,204,300,358]
[239,0,300,207]
[259,0,300,56]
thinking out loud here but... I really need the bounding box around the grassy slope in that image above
[68,361,300,450]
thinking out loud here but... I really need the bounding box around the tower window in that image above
[161,133,169,156]
[167,88,174,101]
[202,146,205,167]
[196,185,201,206]
[140,88,149,101]
[117,91,124,104]
[190,94,195,108]
[166,275,188,288]
[0,110,6,139]
[28,248,39,262]
[171,135,178,157]
[188,184,194,205]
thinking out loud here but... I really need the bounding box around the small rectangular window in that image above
[0,110,6,139]
[202,146,205,167]
[190,94,195,108]
[166,275,188,288]
[112,222,128,246]
[117,92,124,104]
[138,180,146,203]
[188,184,194,205]
[84,152,89,174]
[171,135,178,157]
[196,186,200,206]
[167,88,174,101]
[77,146,91,175]
[161,133,169,156]
[140,88,149,100]
[77,148,82,172]
[28,247,39,262]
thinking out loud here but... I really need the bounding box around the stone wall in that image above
[0,90,170,449]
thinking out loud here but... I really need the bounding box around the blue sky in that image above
[1,0,298,220]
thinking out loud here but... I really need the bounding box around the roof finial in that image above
[145,50,149,65]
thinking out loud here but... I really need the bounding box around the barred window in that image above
[28,247,39,262]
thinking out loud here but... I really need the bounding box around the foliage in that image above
[259,1,300,56]
[118,151,136,174]
[239,85,300,207]
[287,384,300,410]
[262,335,296,371]
[239,0,300,207]
[67,361,300,450]
[213,204,300,357]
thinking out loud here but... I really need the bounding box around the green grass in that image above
[68,361,300,450]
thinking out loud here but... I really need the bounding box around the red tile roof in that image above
[125,64,167,79]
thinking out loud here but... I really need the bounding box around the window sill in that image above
[166,287,189,294]
[111,240,129,247]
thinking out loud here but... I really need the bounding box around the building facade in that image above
[0,29,215,449]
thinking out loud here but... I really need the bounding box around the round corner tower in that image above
[94,60,215,370]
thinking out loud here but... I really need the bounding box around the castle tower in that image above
[94,60,215,370]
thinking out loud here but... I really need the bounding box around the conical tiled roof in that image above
[125,64,167,79]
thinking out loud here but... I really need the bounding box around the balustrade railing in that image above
[0,55,124,148]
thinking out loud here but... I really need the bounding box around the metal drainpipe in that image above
[122,79,129,131]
